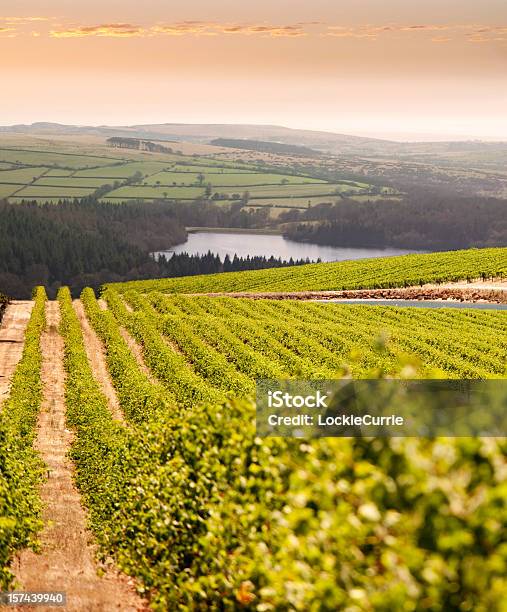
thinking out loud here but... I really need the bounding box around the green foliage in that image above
[0,292,8,322]
[0,198,186,298]
[129,293,505,380]
[106,246,507,295]
[104,289,224,407]
[0,287,46,588]
[60,286,507,609]
[80,287,177,423]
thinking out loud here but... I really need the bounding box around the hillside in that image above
[0,248,506,608]
[0,134,385,207]
[0,122,392,155]
[3,122,507,162]
[107,247,507,295]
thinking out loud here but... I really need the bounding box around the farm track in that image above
[72,300,125,424]
[119,326,158,383]
[192,283,507,304]
[13,301,145,611]
[0,301,34,403]
[101,282,159,382]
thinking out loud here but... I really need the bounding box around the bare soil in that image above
[193,282,507,304]
[118,326,158,382]
[425,279,507,291]
[13,301,146,611]
[72,300,124,423]
[0,301,34,403]
[98,298,160,380]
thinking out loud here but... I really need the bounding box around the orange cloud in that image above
[218,24,306,37]
[49,20,309,39]
[50,23,145,38]
[151,22,210,36]
[10,18,507,44]
[153,22,306,37]
[326,23,506,43]
[467,26,507,42]
[1,16,48,23]
[326,24,454,38]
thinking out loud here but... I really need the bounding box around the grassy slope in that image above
[106,246,507,294]
[0,140,381,204]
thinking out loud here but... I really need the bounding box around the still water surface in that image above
[155,231,420,262]
[323,300,507,311]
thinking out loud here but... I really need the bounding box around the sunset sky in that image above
[1,0,506,141]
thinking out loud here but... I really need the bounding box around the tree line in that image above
[0,292,8,322]
[0,198,301,299]
[281,192,507,250]
[0,199,189,298]
[157,251,318,277]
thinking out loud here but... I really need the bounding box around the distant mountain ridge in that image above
[0,122,506,157]
[0,121,389,153]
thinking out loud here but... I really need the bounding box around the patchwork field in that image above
[0,137,392,210]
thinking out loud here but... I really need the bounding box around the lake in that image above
[322,300,507,311]
[154,231,421,263]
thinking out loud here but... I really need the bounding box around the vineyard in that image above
[0,248,506,610]
[108,246,507,295]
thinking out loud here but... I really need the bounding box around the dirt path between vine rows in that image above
[13,301,145,612]
[99,297,170,381]
[0,301,34,404]
[72,299,125,424]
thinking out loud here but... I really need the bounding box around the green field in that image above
[13,185,96,198]
[249,196,339,208]
[104,181,364,202]
[244,183,359,197]
[144,171,325,187]
[72,160,174,178]
[43,168,75,177]
[0,141,388,206]
[171,163,256,173]
[0,167,50,184]
[0,184,22,198]
[33,177,115,188]
[103,185,206,199]
[0,148,122,169]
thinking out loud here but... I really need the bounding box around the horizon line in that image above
[1,120,507,145]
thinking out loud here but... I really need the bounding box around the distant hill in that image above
[0,122,394,155]
[1,122,506,160]
[209,138,319,156]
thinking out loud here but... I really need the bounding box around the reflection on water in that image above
[323,300,507,310]
[154,231,421,263]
